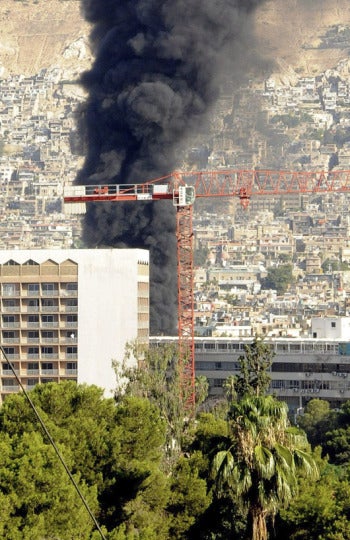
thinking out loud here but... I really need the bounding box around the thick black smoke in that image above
[78,0,267,334]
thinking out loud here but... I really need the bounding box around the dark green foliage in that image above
[297,399,336,448]
[299,400,350,466]
[277,455,350,540]
[261,264,295,294]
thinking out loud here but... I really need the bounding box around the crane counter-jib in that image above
[63,184,196,214]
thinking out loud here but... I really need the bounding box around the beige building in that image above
[0,249,149,402]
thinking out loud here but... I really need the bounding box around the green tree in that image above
[261,264,295,295]
[226,336,274,400]
[297,399,335,448]
[0,430,97,539]
[277,454,350,539]
[116,342,208,469]
[212,395,318,540]
[0,382,172,538]
[167,454,211,539]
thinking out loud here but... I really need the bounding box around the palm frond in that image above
[254,445,275,479]
[294,449,319,480]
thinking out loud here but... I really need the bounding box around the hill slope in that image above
[0,0,349,78]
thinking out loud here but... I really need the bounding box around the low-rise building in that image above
[151,317,350,415]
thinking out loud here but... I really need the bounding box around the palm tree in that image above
[212,395,318,540]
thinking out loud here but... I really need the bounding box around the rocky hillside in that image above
[256,0,350,78]
[0,0,350,78]
[0,0,91,76]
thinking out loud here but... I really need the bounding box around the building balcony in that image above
[64,369,78,376]
[2,385,20,392]
[3,354,19,360]
[2,306,20,312]
[41,369,58,376]
[61,290,78,297]
[42,290,59,296]
[27,323,40,328]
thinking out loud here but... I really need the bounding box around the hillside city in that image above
[1,30,350,339]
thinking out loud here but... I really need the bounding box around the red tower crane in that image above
[64,168,350,408]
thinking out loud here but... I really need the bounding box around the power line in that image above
[0,346,107,540]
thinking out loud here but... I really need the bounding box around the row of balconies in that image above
[1,374,78,393]
[1,306,78,313]
[2,337,77,344]
[1,288,77,298]
[2,354,78,361]
[1,322,77,329]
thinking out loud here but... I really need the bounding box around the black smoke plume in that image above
[78,0,267,335]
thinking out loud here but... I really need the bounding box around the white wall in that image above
[311,317,350,340]
[77,249,148,395]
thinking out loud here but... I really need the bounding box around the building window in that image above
[41,347,54,358]
[28,362,39,371]
[2,378,16,387]
[28,283,39,295]
[67,362,77,370]
[42,283,58,296]
[42,363,53,371]
[2,363,11,372]
[331,322,336,328]
[66,282,77,290]
[2,284,20,296]
[3,299,19,309]
[3,331,15,339]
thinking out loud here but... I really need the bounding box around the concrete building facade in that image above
[0,249,149,402]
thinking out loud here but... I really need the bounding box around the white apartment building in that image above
[0,249,149,402]
[151,317,350,414]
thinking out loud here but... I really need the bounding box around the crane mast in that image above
[64,168,350,409]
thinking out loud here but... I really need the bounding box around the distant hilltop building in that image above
[0,249,149,402]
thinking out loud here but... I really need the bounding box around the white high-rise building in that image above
[0,249,149,402]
